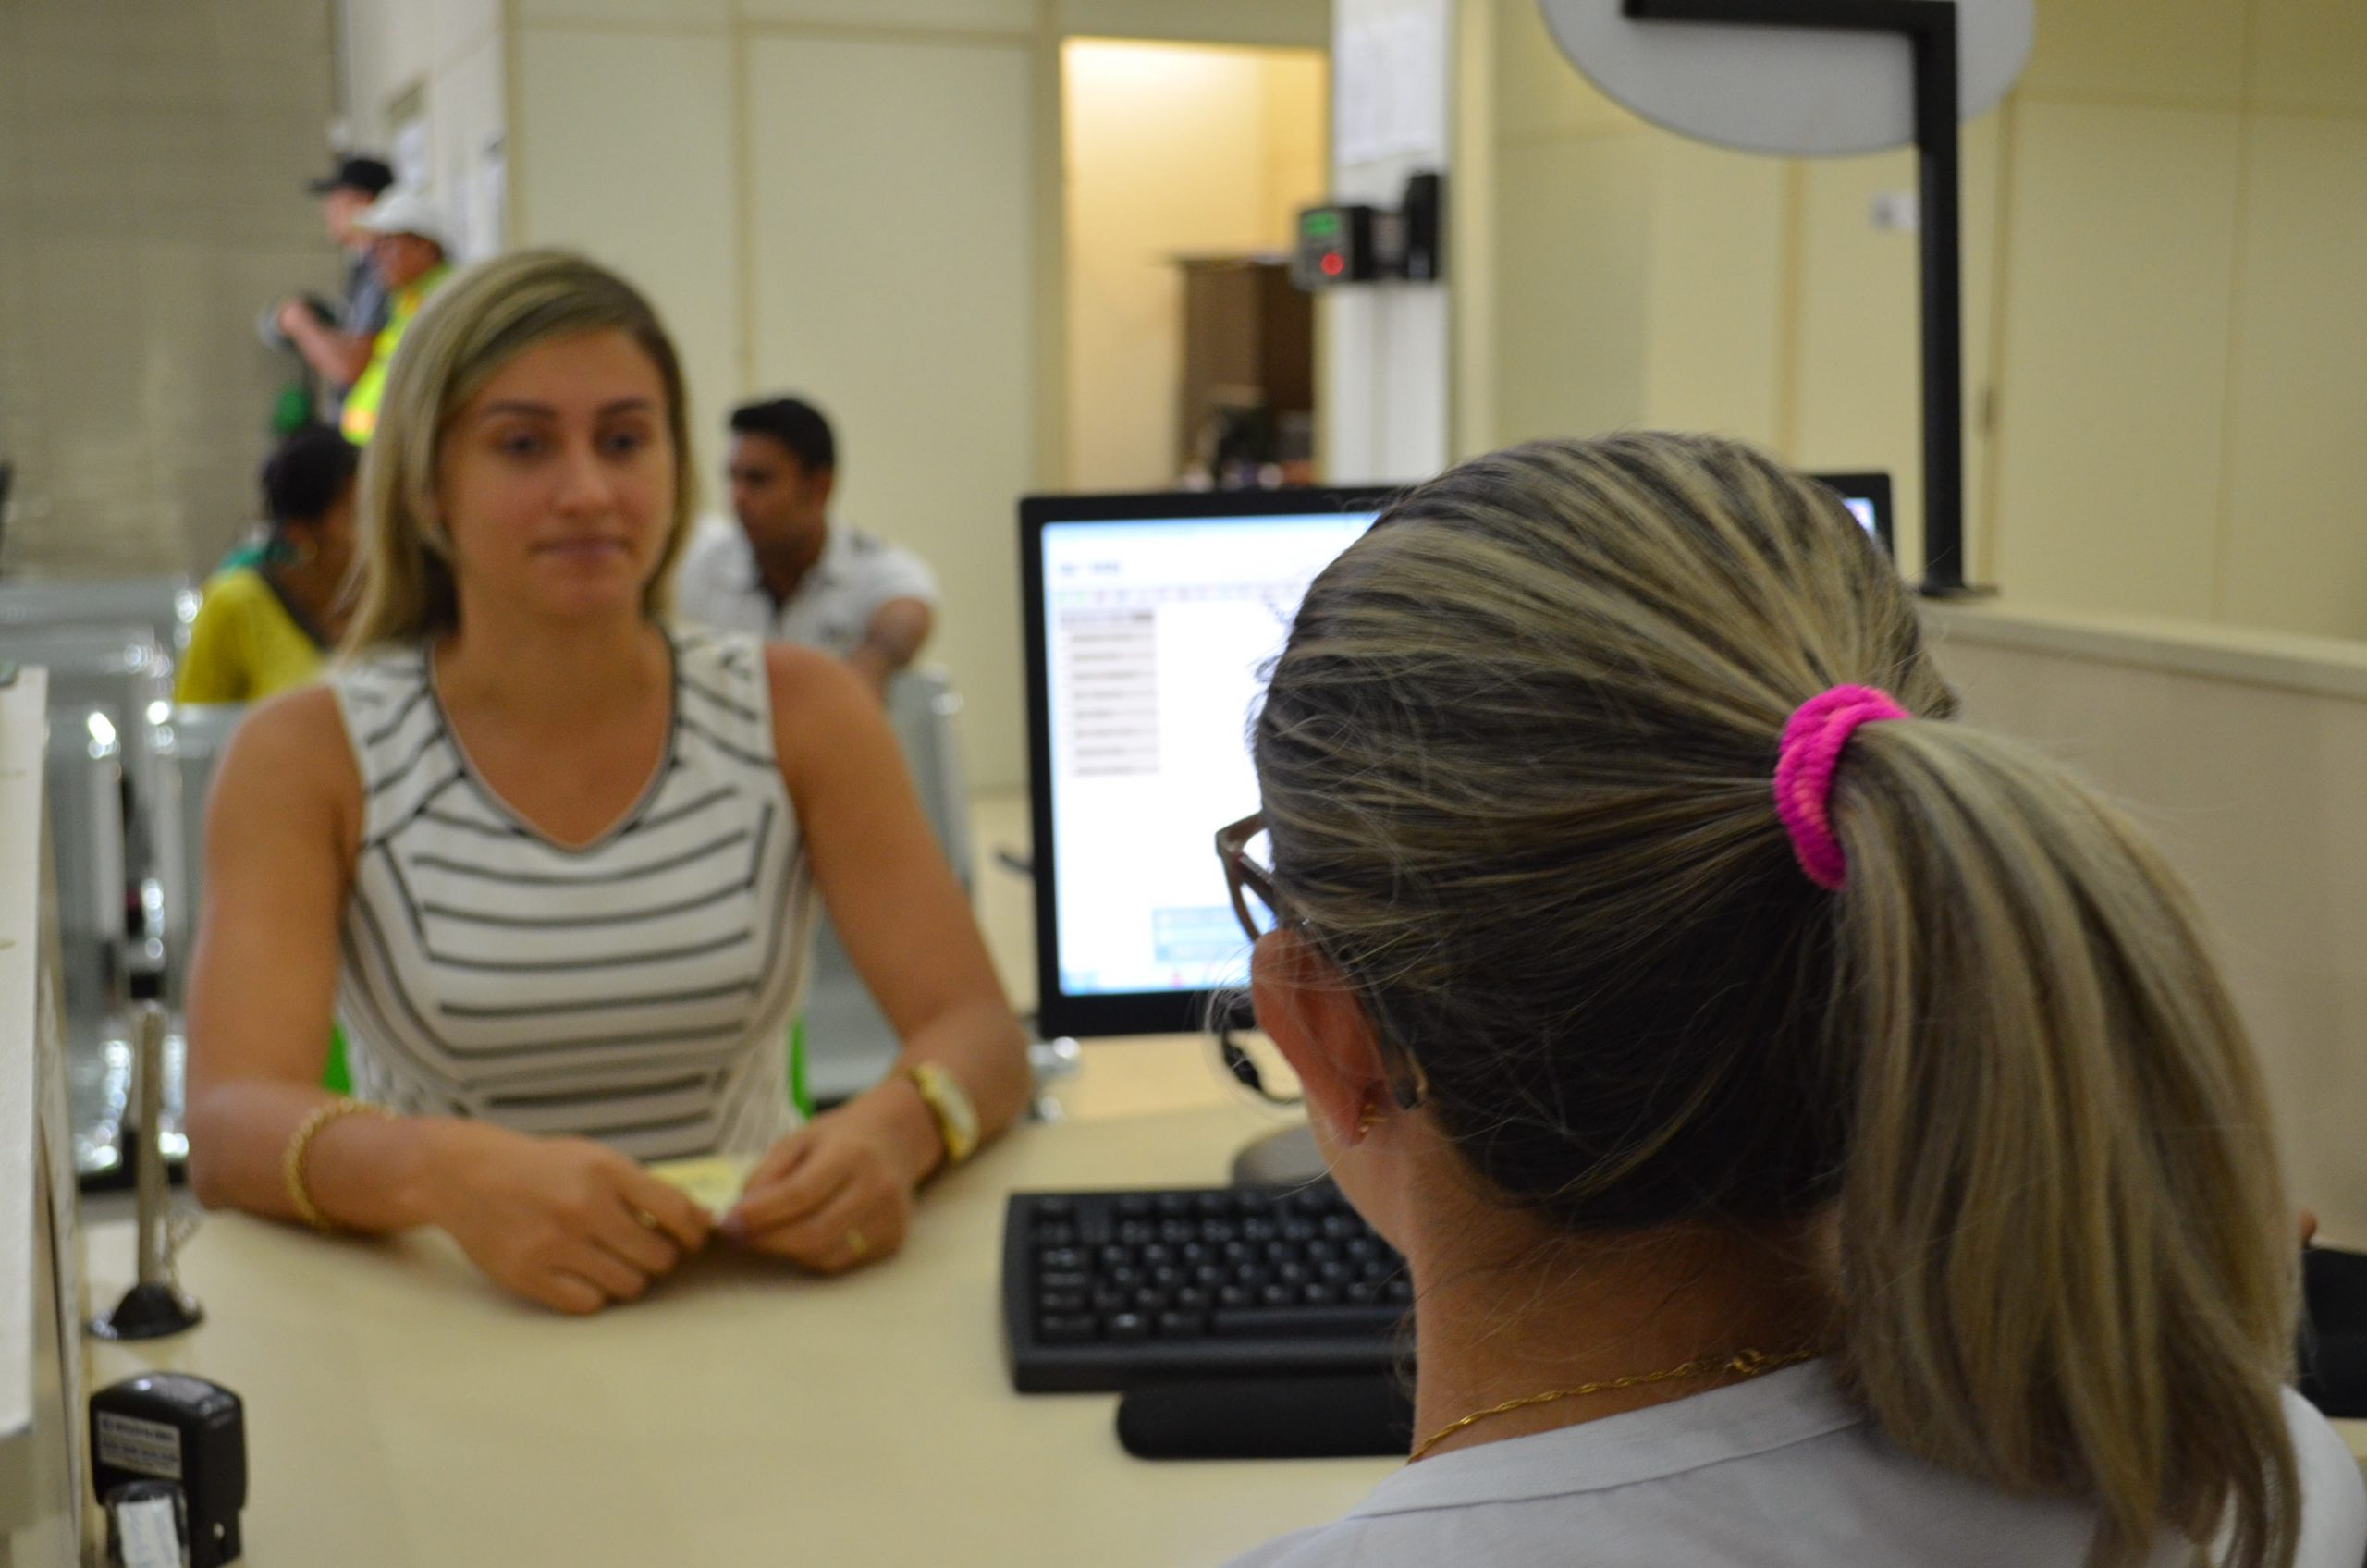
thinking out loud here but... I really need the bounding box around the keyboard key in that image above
[1039,1270,1088,1292]
[1107,1312,1151,1341]
[1258,1283,1295,1308]
[1035,1221,1076,1247]
[1039,1313,1098,1342]
[1036,1246,1085,1272]
[1117,1195,1153,1219]
[1041,1290,1086,1314]
[1157,1310,1208,1338]
[1210,1304,1405,1339]
[1195,1191,1231,1215]
[1157,1193,1194,1218]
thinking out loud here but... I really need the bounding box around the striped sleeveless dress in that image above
[327,626,816,1161]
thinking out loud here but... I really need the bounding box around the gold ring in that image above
[632,1208,662,1231]
[844,1226,868,1259]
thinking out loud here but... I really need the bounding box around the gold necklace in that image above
[1408,1347,1817,1463]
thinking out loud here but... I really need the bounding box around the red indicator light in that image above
[1320,252,1344,277]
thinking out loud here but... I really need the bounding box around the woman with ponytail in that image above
[1220,434,2365,1567]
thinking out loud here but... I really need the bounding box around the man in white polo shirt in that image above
[674,396,938,692]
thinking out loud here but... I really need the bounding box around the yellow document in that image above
[646,1155,755,1218]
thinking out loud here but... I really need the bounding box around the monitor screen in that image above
[1021,488,1396,1039]
[1809,471,1893,556]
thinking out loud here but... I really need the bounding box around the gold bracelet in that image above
[281,1096,391,1233]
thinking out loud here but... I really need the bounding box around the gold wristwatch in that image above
[903,1062,979,1169]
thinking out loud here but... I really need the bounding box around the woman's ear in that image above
[1251,929,1388,1149]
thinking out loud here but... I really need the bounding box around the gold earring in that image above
[1355,1094,1382,1140]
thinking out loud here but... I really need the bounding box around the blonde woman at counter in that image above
[184,251,1029,1314]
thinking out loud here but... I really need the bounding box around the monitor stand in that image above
[1230,1121,1325,1186]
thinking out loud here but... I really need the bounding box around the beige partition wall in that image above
[1931,605,2367,1247]
[744,31,1036,788]
[1466,0,2367,633]
[512,26,739,495]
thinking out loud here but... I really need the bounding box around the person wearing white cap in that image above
[339,188,452,444]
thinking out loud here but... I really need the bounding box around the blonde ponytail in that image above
[1254,432,2304,1566]
[1835,719,2297,1567]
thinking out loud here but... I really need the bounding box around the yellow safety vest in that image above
[341,264,450,444]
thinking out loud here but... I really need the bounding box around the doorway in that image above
[1061,39,1329,492]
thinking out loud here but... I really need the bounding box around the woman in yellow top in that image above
[176,424,359,704]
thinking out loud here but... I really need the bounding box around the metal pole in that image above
[1621,0,1975,595]
[133,1000,168,1285]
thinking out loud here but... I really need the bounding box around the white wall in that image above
[505,0,1328,788]
[1324,0,1453,484]
[339,0,506,263]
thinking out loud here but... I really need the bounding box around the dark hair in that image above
[260,424,360,529]
[729,397,835,472]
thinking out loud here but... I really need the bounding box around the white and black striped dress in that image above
[328,626,816,1161]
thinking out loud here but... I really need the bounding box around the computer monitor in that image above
[1020,487,1398,1041]
[1809,470,1893,557]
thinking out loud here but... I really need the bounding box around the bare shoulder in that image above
[761,642,893,780]
[210,684,363,849]
[226,683,350,770]
[763,642,874,728]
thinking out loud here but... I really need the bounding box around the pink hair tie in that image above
[1773,685,1909,891]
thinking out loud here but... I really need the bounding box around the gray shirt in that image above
[1223,1362,2367,1568]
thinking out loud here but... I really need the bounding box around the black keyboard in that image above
[1001,1182,1413,1393]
